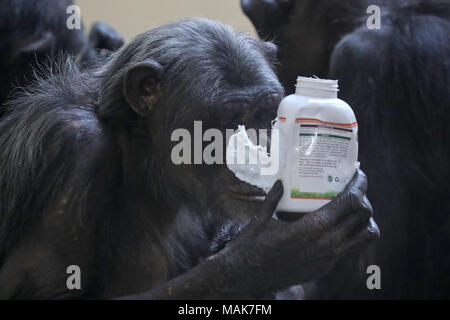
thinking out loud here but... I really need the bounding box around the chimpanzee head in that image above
[241,0,364,92]
[97,18,284,221]
[0,0,87,104]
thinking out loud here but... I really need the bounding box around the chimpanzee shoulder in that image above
[0,61,118,265]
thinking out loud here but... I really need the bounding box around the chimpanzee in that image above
[0,0,124,109]
[0,18,378,299]
[242,0,450,298]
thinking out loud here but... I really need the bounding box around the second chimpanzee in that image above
[242,0,450,298]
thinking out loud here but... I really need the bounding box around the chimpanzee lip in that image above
[226,185,267,202]
[227,192,266,202]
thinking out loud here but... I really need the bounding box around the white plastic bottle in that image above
[276,77,359,213]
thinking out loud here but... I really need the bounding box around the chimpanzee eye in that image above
[216,101,249,128]
[252,93,280,127]
[253,107,277,128]
[262,93,282,108]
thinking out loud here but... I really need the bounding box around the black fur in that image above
[323,1,450,299]
[0,0,123,108]
[0,18,283,299]
[243,0,450,298]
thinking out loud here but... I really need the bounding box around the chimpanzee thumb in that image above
[259,180,283,221]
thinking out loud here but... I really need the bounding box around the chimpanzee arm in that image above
[119,170,378,299]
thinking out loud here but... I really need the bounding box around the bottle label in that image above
[290,118,358,200]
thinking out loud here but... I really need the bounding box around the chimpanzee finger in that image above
[346,169,368,194]
[360,195,373,219]
[258,180,283,221]
[289,171,369,237]
[337,218,380,257]
[315,170,369,227]
[315,207,370,249]
[276,211,306,222]
[310,213,361,253]
[329,169,368,211]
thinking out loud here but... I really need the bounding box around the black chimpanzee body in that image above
[242,0,450,298]
[0,18,378,299]
[0,0,124,109]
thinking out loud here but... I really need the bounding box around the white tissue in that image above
[226,119,285,191]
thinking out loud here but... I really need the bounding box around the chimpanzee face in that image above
[204,89,283,221]
[122,19,284,220]
[164,41,284,221]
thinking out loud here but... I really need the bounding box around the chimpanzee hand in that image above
[219,169,379,294]
[78,22,124,66]
[88,21,124,52]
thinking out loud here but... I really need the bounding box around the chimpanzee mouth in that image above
[226,184,267,202]
[227,193,266,202]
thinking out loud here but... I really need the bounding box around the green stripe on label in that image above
[291,188,339,199]
[328,134,351,140]
[300,133,351,140]
[299,133,316,137]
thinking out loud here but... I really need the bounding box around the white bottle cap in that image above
[295,76,339,98]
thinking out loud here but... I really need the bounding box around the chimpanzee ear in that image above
[262,41,278,60]
[241,0,292,32]
[13,32,55,61]
[123,59,164,117]
[263,41,278,56]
